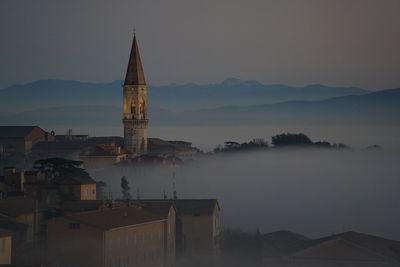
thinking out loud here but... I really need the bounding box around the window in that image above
[69,223,80,229]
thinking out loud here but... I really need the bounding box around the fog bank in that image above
[88,148,400,240]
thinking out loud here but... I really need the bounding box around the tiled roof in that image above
[310,231,400,262]
[0,196,37,217]
[269,231,400,263]
[140,199,219,216]
[0,214,28,231]
[135,201,175,218]
[0,126,39,139]
[63,206,165,230]
[262,230,312,257]
[52,175,96,185]
[60,200,104,212]
[0,229,13,237]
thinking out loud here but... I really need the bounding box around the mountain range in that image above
[0,78,368,114]
[0,78,398,126]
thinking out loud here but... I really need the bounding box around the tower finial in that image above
[133,28,136,36]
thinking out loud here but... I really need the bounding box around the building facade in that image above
[0,126,55,157]
[47,206,172,267]
[139,199,221,258]
[0,196,40,243]
[0,230,12,264]
[123,34,148,155]
[175,199,220,256]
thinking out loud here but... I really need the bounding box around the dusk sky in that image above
[1,0,399,90]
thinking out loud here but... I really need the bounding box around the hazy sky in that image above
[1,0,400,90]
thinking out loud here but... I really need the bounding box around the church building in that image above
[122,33,148,155]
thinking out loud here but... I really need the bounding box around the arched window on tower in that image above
[139,99,146,119]
[142,102,147,119]
[131,103,136,119]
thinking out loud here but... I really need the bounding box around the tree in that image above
[271,133,313,147]
[121,176,131,199]
[33,158,88,178]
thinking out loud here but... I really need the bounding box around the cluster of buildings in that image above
[0,125,199,169]
[0,33,213,267]
[0,164,220,267]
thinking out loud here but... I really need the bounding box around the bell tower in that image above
[123,33,148,155]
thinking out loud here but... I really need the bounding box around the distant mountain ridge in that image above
[1,88,399,126]
[0,78,369,114]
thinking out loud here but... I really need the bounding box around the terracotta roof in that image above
[135,201,175,218]
[52,175,96,185]
[60,200,104,212]
[81,144,127,157]
[308,231,400,262]
[0,265,43,267]
[0,214,28,231]
[63,206,165,230]
[0,126,40,139]
[0,196,37,217]
[124,34,146,85]
[268,231,400,264]
[140,199,219,216]
[0,229,13,237]
[262,230,312,257]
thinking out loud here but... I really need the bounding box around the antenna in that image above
[163,190,167,200]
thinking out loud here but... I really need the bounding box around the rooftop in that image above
[60,200,104,212]
[0,229,13,237]
[265,230,400,263]
[140,199,219,216]
[52,175,96,185]
[0,126,40,139]
[0,196,38,217]
[63,206,165,230]
[133,200,175,218]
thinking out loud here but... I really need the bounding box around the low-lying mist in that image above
[88,147,400,240]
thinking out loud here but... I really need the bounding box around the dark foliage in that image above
[272,133,350,149]
[214,139,269,153]
[121,176,131,199]
[33,158,88,178]
[271,133,313,147]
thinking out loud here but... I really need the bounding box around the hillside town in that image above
[1,32,400,267]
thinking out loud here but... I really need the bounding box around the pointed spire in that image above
[124,32,146,85]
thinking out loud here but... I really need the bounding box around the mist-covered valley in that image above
[83,126,400,241]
